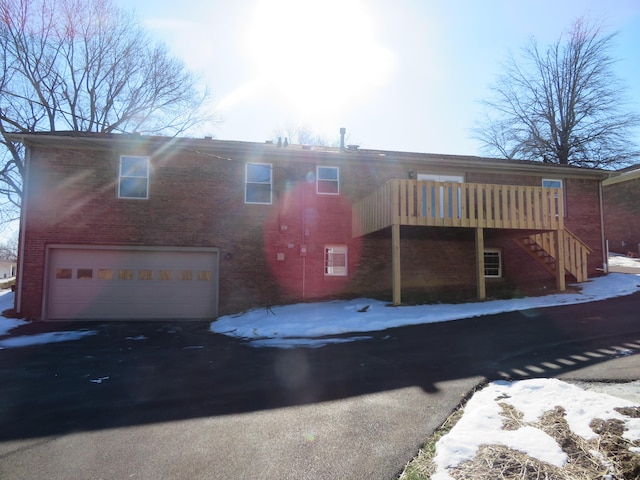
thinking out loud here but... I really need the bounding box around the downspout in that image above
[301,175,306,299]
[599,181,607,274]
[15,145,31,314]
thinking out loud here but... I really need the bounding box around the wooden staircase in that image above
[514,229,592,283]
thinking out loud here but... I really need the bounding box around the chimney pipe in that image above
[339,127,346,150]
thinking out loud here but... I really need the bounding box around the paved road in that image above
[0,292,639,479]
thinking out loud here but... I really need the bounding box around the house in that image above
[0,260,16,280]
[8,132,609,321]
[602,164,640,256]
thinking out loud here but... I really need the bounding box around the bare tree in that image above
[272,123,358,148]
[0,234,18,262]
[0,0,215,220]
[272,123,329,146]
[474,18,640,169]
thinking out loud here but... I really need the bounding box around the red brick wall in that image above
[19,142,605,319]
[603,178,640,255]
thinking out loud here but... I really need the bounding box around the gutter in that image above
[602,168,640,186]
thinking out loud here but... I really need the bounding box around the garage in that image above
[44,245,219,320]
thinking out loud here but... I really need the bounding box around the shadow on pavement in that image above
[1,292,639,441]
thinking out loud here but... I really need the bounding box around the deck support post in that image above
[476,227,486,300]
[555,229,566,291]
[392,223,401,305]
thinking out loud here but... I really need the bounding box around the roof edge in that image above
[7,132,610,179]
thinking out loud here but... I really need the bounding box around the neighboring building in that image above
[0,260,16,279]
[9,132,608,321]
[602,164,640,256]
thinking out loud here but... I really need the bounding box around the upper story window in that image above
[245,163,272,204]
[542,178,564,216]
[542,179,563,189]
[118,156,149,199]
[417,173,464,218]
[317,166,339,195]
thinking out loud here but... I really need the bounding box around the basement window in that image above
[317,166,339,195]
[484,248,502,277]
[245,163,272,204]
[324,245,347,276]
[118,156,149,199]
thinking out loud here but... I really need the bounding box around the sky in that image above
[114,0,640,155]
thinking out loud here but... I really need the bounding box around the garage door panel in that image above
[46,247,218,320]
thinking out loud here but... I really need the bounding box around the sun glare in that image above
[245,0,394,124]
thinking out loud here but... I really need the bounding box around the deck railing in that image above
[526,229,592,282]
[353,179,564,237]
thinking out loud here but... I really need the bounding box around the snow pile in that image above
[210,273,640,348]
[431,378,640,479]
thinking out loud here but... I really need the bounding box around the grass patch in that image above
[398,394,640,479]
[398,406,465,480]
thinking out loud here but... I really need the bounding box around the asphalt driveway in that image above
[1,293,640,479]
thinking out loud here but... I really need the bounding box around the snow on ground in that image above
[0,289,97,348]
[210,272,640,348]
[431,378,640,480]
[0,289,25,336]
[0,267,638,475]
[0,329,97,349]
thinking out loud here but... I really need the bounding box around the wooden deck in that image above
[353,179,564,237]
[351,179,591,304]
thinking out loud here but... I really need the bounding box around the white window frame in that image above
[316,166,339,195]
[417,173,464,218]
[324,244,347,276]
[484,248,502,278]
[542,178,564,217]
[118,155,149,199]
[245,163,272,204]
[542,178,563,189]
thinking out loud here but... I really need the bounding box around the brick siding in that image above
[603,178,640,255]
[18,139,605,319]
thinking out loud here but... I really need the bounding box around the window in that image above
[317,166,339,195]
[542,179,563,189]
[484,248,502,277]
[198,271,212,281]
[417,174,464,218]
[118,269,134,280]
[119,156,149,199]
[179,270,193,281]
[56,268,72,279]
[98,269,114,280]
[138,269,153,280]
[245,163,272,204]
[542,178,564,216]
[77,269,93,280]
[324,245,347,276]
[159,270,173,280]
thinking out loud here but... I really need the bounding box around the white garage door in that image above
[45,246,218,320]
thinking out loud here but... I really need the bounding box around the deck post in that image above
[392,223,401,305]
[476,227,486,299]
[555,229,566,291]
